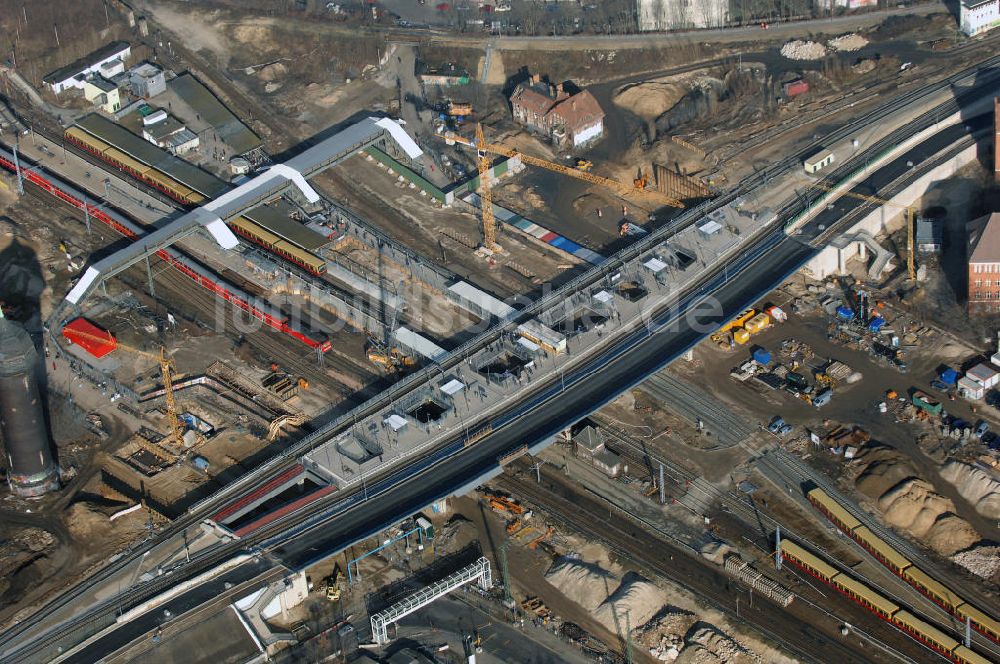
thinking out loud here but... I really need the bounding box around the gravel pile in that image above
[952,544,1000,580]
[828,33,869,52]
[940,461,1000,518]
[780,40,827,60]
[545,558,615,611]
[592,574,668,633]
[682,625,762,664]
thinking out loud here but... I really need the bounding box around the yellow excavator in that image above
[366,333,416,372]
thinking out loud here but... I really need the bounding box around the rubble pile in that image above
[780,40,827,60]
[828,34,869,51]
[683,624,762,664]
[952,544,1000,581]
[852,59,876,74]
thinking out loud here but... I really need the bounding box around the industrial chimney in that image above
[0,314,58,497]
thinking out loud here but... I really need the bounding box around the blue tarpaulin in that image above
[836,306,854,320]
[940,368,959,385]
[752,348,772,365]
[867,316,885,332]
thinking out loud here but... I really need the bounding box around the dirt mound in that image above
[592,573,668,633]
[66,502,148,551]
[257,62,288,82]
[614,80,689,122]
[232,24,274,46]
[780,40,827,60]
[879,478,954,536]
[545,557,616,611]
[828,34,868,52]
[854,444,919,499]
[940,461,1000,518]
[952,543,1000,581]
[924,514,980,556]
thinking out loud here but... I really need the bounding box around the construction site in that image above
[2,0,1000,663]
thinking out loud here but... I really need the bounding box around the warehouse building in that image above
[43,41,131,94]
[510,74,605,149]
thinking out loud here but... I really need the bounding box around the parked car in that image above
[930,379,951,392]
[767,416,793,436]
[975,420,990,439]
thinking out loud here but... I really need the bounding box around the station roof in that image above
[75,113,227,198]
[244,203,328,252]
[169,73,262,155]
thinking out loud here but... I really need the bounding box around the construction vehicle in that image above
[325,566,344,601]
[487,494,525,516]
[506,518,524,535]
[633,168,649,189]
[575,159,593,172]
[442,124,683,250]
[366,333,416,372]
[528,526,555,549]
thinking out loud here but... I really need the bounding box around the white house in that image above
[44,41,132,94]
[82,77,121,114]
[961,0,1000,35]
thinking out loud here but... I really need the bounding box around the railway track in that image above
[495,467,923,664]
[639,372,758,446]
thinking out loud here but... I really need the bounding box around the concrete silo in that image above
[0,316,58,497]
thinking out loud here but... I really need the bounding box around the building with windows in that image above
[130,63,166,99]
[82,77,121,114]
[510,74,604,149]
[961,0,1000,35]
[967,212,1000,313]
[637,0,728,30]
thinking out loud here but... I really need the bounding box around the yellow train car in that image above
[850,526,912,574]
[807,487,863,532]
[230,216,282,247]
[185,189,206,205]
[779,539,837,581]
[65,126,115,159]
[902,566,962,611]
[100,147,151,179]
[953,645,992,664]
[831,573,898,620]
[142,168,194,203]
[955,603,1000,644]
[273,239,327,275]
[893,610,960,657]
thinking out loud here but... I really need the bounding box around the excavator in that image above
[366,332,416,372]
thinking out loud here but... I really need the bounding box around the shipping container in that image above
[752,348,772,366]
[744,313,771,335]
[733,328,751,345]
[966,363,999,388]
[783,79,810,97]
[804,150,834,174]
[911,390,943,415]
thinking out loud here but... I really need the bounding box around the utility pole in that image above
[11,143,23,194]
[659,463,666,504]
[775,525,782,570]
[499,540,514,609]
[530,459,544,483]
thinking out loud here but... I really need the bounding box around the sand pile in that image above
[780,41,827,60]
[876,478,978,554]
[952,544,1000,581]
[592,573,669,633]
[678,624,762,664]
[545,557,616,611]
[828,34,868,52]
[257,62,288,81]
[614,80,689,121]
[940,461,1000,518]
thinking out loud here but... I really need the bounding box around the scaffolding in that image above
[370,557,492,644]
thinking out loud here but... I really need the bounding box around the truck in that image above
[911,390,943,416]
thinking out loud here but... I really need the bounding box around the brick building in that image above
[510,74,605,149]
[967,212,1000,314]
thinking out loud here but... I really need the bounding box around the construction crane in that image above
[801,180,917,281]
[63,326,187,446]
[443,124,685,249]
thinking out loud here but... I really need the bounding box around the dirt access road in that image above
[425,2,949,51]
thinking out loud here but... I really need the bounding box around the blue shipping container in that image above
[752,348,772,365]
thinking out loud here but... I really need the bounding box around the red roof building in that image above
[967,212,1000,314]
[510,74,605,149]
[63,318,117,358]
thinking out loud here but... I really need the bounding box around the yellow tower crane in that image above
[61,327,185,446]
[802,181,917,281]
[444,124,685,250]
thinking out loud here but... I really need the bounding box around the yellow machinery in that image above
[802,181,917,281]
[366,333,416,372]
[575,159,593,172]
[528,526,555,550]
[64,327,185,447]
[443,124,684,249]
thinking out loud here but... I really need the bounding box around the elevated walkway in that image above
[66,117,422,306]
